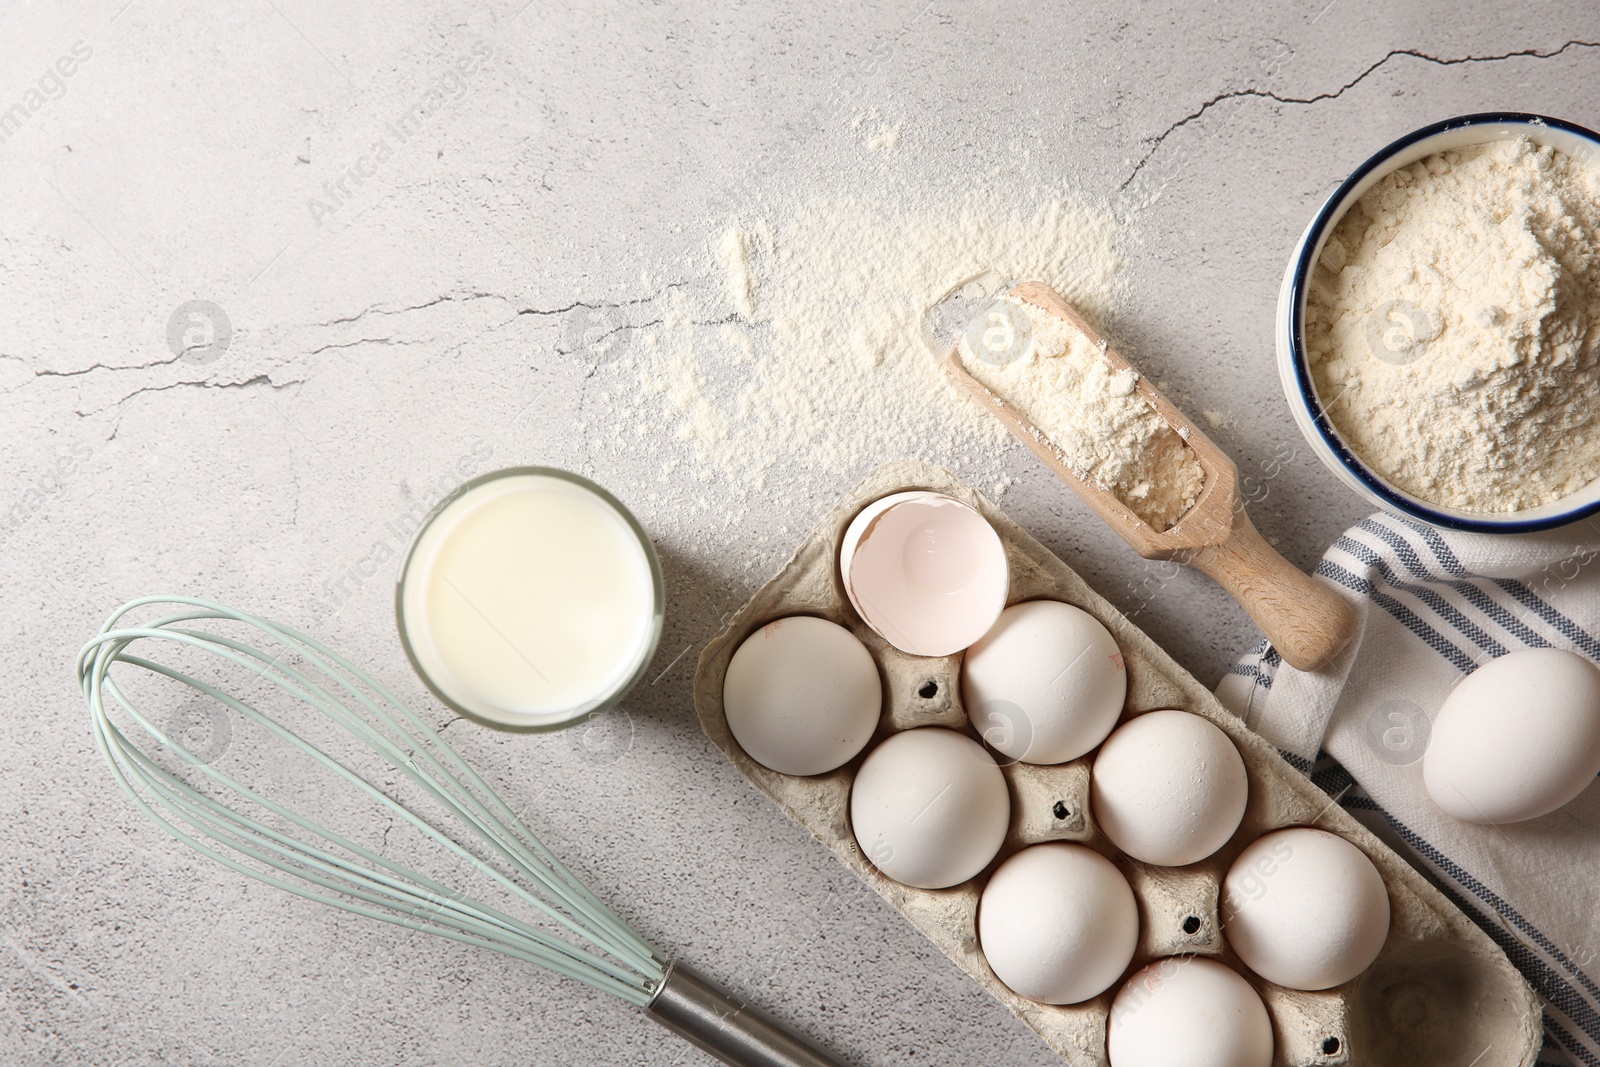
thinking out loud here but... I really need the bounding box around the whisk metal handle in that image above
[646,962,851,1067]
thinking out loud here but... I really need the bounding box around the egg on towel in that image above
[1423,646,1600,824]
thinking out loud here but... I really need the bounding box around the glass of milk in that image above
[395,467,664,731]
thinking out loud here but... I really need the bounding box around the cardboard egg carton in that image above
[693,460,1540,1067]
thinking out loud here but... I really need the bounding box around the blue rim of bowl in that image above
[1288,111,1600,534]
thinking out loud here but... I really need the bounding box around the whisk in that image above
[78,596,845,1067]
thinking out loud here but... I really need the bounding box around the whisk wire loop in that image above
[79,596,665,1007]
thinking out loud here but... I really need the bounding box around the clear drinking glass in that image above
[394,466,665,733]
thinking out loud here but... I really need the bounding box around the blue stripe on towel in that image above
[1310,755,1355,800]
[1350,518,1548,643]
[1392,516,1600,662]
[1333,534,1507,658]
[1491,577,1600,662]
[1227,638,1278,690]
[1363,518,1561,652]
[1392,514,1473,578]
[1227,662,1275,689]
[1274,748,1313,774]
[1316,559,1478,673]
[1359,518,1552,650]
[1546,1020,1600,1067]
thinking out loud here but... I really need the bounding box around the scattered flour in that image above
[610,186,1130,503]
[957,295,1204,531]
[715,224,769,320]
[866,126,901,152]
[1306,136,1600,512]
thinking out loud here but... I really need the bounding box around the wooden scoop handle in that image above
[1183,507,1359,672]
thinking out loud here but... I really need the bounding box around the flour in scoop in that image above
[958,296,1204,531]
[1306,136,1600,512]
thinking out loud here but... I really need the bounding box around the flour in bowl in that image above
[1306,136,1600,512]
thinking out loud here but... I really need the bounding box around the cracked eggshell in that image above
[839,491,1008,657]
[963,599,1126,765]
[1423,647,1600,824]
[723,616,882,776]
[1091,709,1248,866]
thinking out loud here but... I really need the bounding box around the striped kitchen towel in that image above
[1216,511,1600,1067]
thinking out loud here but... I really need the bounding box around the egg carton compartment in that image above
[693,459,1540,1067]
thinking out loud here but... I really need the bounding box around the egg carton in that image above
[693,460,1541,1067]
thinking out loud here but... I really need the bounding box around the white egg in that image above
[838,491,1009,657]
[850,728,1010,889]
[1423,647,1600,824]
[723,617,881,776]
[1222,827,1389,990]
[978,843,1138,1004]
[1107,957,1273,1067]
[963,600,1126,765]
[1091,709,1248,866]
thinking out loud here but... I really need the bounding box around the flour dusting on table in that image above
[596,186,1130,506]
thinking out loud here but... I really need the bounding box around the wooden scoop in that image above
[944,280,1357,672]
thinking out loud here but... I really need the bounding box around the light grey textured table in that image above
[3,3,1596,1064]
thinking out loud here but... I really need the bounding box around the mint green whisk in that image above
[78,596,844,1067]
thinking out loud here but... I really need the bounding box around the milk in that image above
[398,470,661,729]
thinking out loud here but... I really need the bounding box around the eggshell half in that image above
[1423,647,1600,824]
[839,492,1008,657]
